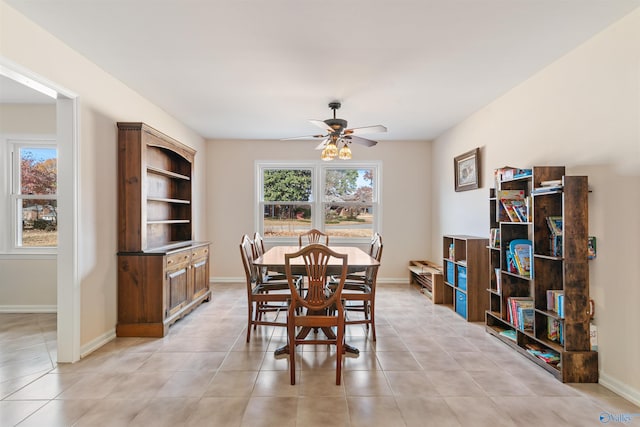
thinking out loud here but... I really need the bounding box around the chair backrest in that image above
[370,233,383,261]
[298,228,329,246]
[285,244,347,311]
[366,233,383,283]
[252,232,266,258]
[239,234,258,286]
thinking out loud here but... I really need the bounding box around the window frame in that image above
[2,137,58,255]
[256,160,381,245]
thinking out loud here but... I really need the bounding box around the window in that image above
[8,142,58,250]
[257,162,380,242]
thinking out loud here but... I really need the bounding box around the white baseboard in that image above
[376,277,410,284]
[210,277,410,284]
[80,328,116,359]
[210,277,244,284]
[599,371,640,407]
[0,305,57,313]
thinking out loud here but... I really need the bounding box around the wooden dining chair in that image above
[336,233,383,341]
[298,228,329,246]
[240,234,295,342]
[253,232,287,282]
[345,232,382,280]
[285,244,348,385]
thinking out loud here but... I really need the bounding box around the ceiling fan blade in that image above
[309,119,334,133]
[315,138,330,150]
[344,125,387,136]
[281,134,326,140]
[345,135,378,147]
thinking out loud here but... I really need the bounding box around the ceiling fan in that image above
[283,102,387,160]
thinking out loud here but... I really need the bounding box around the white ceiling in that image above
[4,0,640,140]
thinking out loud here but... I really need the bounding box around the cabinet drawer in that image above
[166,250,190,268]
[191,245,209,260]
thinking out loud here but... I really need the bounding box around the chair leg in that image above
[246,302,253,342]
[288,320,296,385]
[336,323,343,385]
[370,299,376,341]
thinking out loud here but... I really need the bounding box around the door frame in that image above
[0,58,80,362]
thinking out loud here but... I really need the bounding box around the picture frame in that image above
[454,147,480,192]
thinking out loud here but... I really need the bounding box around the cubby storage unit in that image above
[408,260,444,303]
[486,166,598,382]
[442,235,488,321]
[116,122,211,337]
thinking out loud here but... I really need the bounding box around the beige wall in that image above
[431,10,640,403]
[0,103,57,310]
[205,139,432,281]
[1,2,208,350]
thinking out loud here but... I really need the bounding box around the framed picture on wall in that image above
[454,148,480,192]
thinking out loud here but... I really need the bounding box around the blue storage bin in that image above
[445,261,455,284]
[455,290,467,319]
[457,265,467,291]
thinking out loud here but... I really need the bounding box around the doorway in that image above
[0,58,80,363]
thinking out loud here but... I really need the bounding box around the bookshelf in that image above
[486,166,598,382]
[442,235,489,321]
[116,122,211,337]
[408,260,444,303]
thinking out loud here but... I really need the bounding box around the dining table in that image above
[253,245,380,356]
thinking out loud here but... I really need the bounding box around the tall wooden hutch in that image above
[116,122,210,337]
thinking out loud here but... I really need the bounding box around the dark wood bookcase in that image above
[442,235,489,321]
[486,166,598,382]
[116,122,211,337]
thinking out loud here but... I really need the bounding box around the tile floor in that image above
[1,283,639,426]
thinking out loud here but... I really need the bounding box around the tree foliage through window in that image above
[263,169,312,201]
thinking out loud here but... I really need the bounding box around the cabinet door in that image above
[191,258,209,299]
[166,265,189,317]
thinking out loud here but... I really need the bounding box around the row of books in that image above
[546,290,565,318]
[532,179,564,194]
[489,228,500,248]
[507,296,534,331]
[548,318,565,344]
[494,167,532,185]
[506,239,532,277]
[498,190,530,222]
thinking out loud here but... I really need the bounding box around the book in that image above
[588,236,597,259]
[509,239,532,276]
[511,199,529,222]
[499,329,517,341]
[494,268,501,293]
[548,318,560,341]
[540,180,562,187]
[546,216,563,236]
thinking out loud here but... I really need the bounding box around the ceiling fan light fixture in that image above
[338,143,352,160]
[321,146,333,161]
[325,141,338,158]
